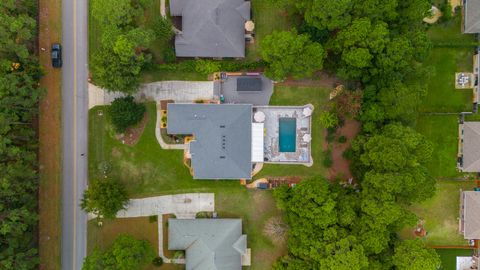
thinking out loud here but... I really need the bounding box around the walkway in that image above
[115,193,214,264]
[155,105,185,150]
[88,81,215,109]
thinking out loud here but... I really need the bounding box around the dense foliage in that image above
[107,96,146,133]
[0,1,42,269]
[269,0,440,268]
[90,0,157,93]
[260,30,325,80]
[81,178,129,219]
[82,234,155,270]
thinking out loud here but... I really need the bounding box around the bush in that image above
[108,96,146,133]
[195,59,221,75]
[326,128,336,143]
[342,148,354,160]
[162,47,176,63]
[440,3,452,22]
[153,17,173,41]
[322,150,333,168]
[338,135,347,143]
[152,256,163,267]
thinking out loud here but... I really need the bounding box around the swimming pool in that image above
[279,118,296,152]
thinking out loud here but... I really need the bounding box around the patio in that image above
[254,105,313,165]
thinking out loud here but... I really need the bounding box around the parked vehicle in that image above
[51,43,62,68]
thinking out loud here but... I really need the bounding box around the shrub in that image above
[440,3,452,22]
[338,135,347,143]
[108,96,146,133]
[322,150,333,168]
[319,111,339,129]
[195,59,221,75]
[162,47,176,63]
[152,256,163,267]
[342,148,354,160]
[153,17,174,41]
[326,128,336,143]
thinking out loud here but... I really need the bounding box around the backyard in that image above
[436,248,474,270]
[415,115,462,179]
[399,180,476,246]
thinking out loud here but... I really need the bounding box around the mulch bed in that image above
[117,112,149,146]
[324,119,361,181]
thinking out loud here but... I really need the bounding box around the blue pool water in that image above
[279,118,296,152]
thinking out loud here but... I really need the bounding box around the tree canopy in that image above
[107,96,146,133]
[260,30,325,81]
[81,178,129,219]
[392,240,441,270]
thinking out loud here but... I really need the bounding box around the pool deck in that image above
[254,105,313,166]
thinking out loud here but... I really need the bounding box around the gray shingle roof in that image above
[170,0,250,58]
[462,191,480,239]
[167,104,252,179]
[462,122,480,172]
[464,0,480,33]
[168,219,247,270]
[236,77,262,92]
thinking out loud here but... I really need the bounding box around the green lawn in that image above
[399,180,476,246]
[415,115,462,179]
[419,15,475,113]
[436,248,474,270]
[246,0,296,61]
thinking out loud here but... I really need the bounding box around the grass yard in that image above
[419,47,473,113]
[436,248,474,270]
[419,15,475,113]
[254,86,329,179]
[415,115,462,179]
[399,180,476,246]
[246,0,296,61]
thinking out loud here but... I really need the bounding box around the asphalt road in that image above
[61,0,88,269]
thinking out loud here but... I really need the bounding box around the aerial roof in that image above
[167,103,252,179]
[462,191,480,239]
[168,218,247,270]
[464,0,480,33]
[461,122,480,172]
[236,77,262,92]
[221,75,274,105]
[170,0,250,58]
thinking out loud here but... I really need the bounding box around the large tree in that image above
[260,30,325,81]
[81,178,129,219]
[392,240,441,270]
[107,96,146,133]
[83,234,155,270]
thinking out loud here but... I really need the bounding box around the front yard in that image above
[399,180,476,246]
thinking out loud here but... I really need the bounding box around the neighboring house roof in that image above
[461,122,480,172]
[168,218,247,270]
[170,0,250,58]
[167,103,252,179]
[464,0,480,33]
[462,191,480,239]
[221,75,274,105]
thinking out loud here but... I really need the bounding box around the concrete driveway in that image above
[88,81,215,109]
[116,193,214,219]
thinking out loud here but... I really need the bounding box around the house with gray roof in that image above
[168,218,249,269]
[463,0,480,33]
[167,103,253,179]
[458,122,480,172]
[170,0,251,58]
[459,191,480,239]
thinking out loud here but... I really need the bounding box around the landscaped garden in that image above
[399,180,476,246]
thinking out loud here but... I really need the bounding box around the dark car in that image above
[51,43,62,68]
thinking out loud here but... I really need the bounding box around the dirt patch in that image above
[38,0,62,269]
[277,71,341,89]
[117,112,148,146]
[324,119,361,181]
[263,216,288,245]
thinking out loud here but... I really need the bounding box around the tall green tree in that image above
[107,96,146,133]
[392,240,441,270]
[81,178,129,219]
[260,30,325,81]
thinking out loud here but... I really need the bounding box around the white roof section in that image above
[463,191,480,239]
[251,123,264,162]
[457,256,476,270]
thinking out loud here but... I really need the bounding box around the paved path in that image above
[61,0,88,269]
[155,105,186,150]
[116,193,215,219]
[88,81,215,109]
[114,193,214,264]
